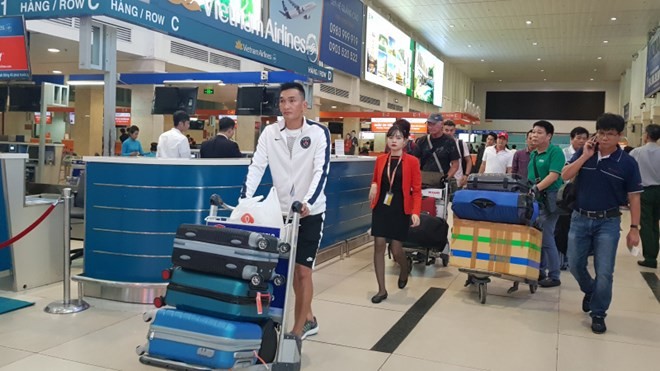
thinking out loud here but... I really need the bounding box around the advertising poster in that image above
[364,7,413,95]
[269,0,324,63]
[319,0,364,77]
[0,16,31,80]
[645,28,660,97]
[414,44,444,107]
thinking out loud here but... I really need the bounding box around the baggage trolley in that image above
[459,268,538,305]
[137,195,305,370]
[390,180,452,267]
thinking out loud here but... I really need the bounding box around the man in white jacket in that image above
[242,82,331,342]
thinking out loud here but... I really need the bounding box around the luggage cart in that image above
[137,195,304,371]
[458,269,538,305]
[390,180,452,267]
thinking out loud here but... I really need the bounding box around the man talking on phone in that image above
[562,113,642,334]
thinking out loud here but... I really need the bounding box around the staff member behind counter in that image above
[157,110,192,159]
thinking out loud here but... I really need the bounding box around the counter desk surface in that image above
[81,155,376,286]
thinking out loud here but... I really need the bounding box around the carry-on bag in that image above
[452,189,539,225]
[155,267,273,322]
[466,173,531,193]
[172,224,285,286]
[407,214,449,249]
[142,309,262,369]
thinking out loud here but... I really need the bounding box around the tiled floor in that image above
[1,214,659,371]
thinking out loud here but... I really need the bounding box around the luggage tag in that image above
[255,292,271,315]
[383,192,394,206]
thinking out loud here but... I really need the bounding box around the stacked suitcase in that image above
[138,223,294,370]
[450,174,542,282]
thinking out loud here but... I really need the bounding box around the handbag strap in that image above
[532,153,541,183]
[427,135,443,173]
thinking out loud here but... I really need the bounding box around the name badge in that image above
[383,192,394,206]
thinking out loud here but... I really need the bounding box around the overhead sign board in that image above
[0,16,31,81]
[364,7,413,95]
[413,44,444,107]
[4,0,333,82]
[370,118,427,134]
[319,0,364,77]
[645,28,660,97]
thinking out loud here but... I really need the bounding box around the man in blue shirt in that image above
[562,113,642,334]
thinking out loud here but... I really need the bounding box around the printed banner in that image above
[645,28,660,97]
[0,16,30,80]
[319,0,364,77]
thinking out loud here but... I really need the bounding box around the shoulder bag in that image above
[421,135,445,188]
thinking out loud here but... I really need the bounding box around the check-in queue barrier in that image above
[0,187,90,315]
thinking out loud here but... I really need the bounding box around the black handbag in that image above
[556,179,577,213]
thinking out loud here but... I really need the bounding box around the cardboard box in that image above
[450,217,541,281]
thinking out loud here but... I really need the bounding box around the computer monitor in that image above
[8,86,41,112]
[152,87,198,115]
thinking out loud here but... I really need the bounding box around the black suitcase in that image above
[466,173,531,193]
[172,224,284,287]
[407,214,449,250]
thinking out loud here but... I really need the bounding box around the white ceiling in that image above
[373,0,660,82]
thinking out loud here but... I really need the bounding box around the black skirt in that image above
[371,157,411,241]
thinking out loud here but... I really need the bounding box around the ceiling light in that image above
[543,78,547,81]
[540,69,545,72]
[52,70,62,74]
[532,42,538,46]
[480,59,485,62]
[331,105,337,109]
[163,80,223,84]
[449,24,455,28]
[526,20,533,25]
[47,48,60,53]
[490,70,495,73]
[594,68,598,72]
[68,80,105,86]
[590,78,594,81]
[537,58,542,61]
[597,56,602,60]
[610,17,617,21]
[467,44,472,48]
[603,40,608,44]
[499,79,503,82]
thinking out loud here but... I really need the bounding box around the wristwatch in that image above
[630,225,639,229]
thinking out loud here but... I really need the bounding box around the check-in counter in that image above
[0,154,65,291]
[75,156,376,303]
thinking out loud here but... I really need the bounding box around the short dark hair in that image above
[526,129,533,138]
[173,110,190,127]
[646,123,660,141]
[120,128,126,134]
[570,126,589,139]
[127,125,139,135]
[393,119,411,138]
[595,113,625,133]
[387,124,409,139]
[533,120,555,136]
[150,142,158,152]
[218,117,236,132]
[487,132,497,141]
[280,82,305,99]
[444,120,456,127]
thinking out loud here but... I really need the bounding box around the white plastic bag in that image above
[229,187,284,229]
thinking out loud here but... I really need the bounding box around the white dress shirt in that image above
[482,146,514,174]
[157,128,191,159]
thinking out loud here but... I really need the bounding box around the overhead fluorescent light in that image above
[597,56,603,60]
[610,17,617,21]
[68,80,104,86]
[52,70,62,74]
[449,24,455,28]
[537,58,542,61]
[603,40,608,44]
[48,48,60,53]
[490,70,495,73]
[526,20,533,25]
[331,105,337,109]
[480,59,485,62]
[163,80,224,85]
[532,42,538,46]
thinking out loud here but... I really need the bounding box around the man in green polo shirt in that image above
[528,120,565,288]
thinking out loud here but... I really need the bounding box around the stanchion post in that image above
[45,188,90,314]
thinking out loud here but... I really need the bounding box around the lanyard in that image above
[386,154,403,190]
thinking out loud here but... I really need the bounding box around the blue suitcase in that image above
[144,309,261,369]
[156,267,273,322]
[452,189,539,225]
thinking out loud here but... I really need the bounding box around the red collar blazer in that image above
[370,153,422,216]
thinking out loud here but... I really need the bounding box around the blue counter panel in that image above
[0,163,11,272]
[84,160,373,282]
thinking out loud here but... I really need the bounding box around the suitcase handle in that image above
[471,198,496,209]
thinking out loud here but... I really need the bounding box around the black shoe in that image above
[591,316,607,334]
[538,278,561,288]
[398,278,408,289]
[371,292,388,303]
[582,294,592,313]
[538,272,547,281]
[637,260,657,269]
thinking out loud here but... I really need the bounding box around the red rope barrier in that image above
[0,202,59,249]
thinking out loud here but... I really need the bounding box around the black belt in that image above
[576,208,621,219]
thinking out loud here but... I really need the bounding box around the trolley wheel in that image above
[136,345,147,356]
[142,311,155,323]
[529,284,538,294]
[478,283,487,304]
[277,242,291,255]
[250,275,263,287]
[426,257,436,266]
[273,275,286,287]
[464,274,474,287]
[256,238,269,251]
[161,268,173,281]
[153,296,165,308]
[441,254,449,267]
